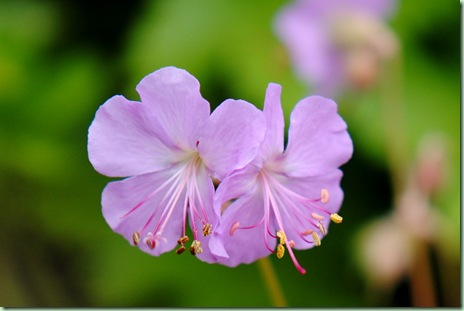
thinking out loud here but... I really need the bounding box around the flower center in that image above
[229,168,343,274]
[125,151,212,256]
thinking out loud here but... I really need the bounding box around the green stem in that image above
[257,257,287,307]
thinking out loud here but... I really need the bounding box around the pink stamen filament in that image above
[264,174,319,242]
[157,152,209,237]
[137,170,186,235]
[264,170,331,233]
[261,172,307,274]
[234,218,265,231]
[185,154,210,239]
[192,167,209,223]
[265,171,333,218]
[128,151,212,247]
[181,188,189,237]
[272,188,320,234]
[262,201,275,253]
[155,168,189,236]
[120,168,184,219]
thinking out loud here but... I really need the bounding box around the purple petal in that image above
[88,95,180,177]
[283,96,353,177]
[275,3,344,97]
[136,67,211,150]
[198,99,266,181]
[288,0,395,19]
[102,167,186,256]
[254,83,285,166]
[211,167,275,266]
[213,165,261,223]
[274,0,396,97]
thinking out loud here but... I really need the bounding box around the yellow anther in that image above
[202,223,212,236]
[190,240,203,255]
[177,236,189,244]
[312,232,321,246]
[317,222,327,235]
[276,244,285,259]
[132,231,140,246]
[330,213,343,224]
[321,189,330,204]
[276,230,286,245]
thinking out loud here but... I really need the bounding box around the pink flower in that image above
[88,67,265,261]
[210,83,353,274]
[275,0,398,97]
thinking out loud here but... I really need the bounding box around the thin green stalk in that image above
[257,257,287,307]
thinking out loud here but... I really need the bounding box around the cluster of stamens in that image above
[124,152,216,257]
[131,222,212,256]
[176,235,189,254]
[228,177,345,274]
[174,223,212,256]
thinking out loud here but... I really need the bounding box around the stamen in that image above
[176,245,186,255]
[177,236,189,244]
[276,244,285,259]
[230,222,240,236]
[143,233,155,249]
[312,232,321,246]
[132,231,140,246]
[190,240,202,255]
[317,222,327,235]
[330,213,343,224]
[276,230,286,245]
[311,212,325,221]
[146,239,156,250]
[321,189,330,204]
[202,223,212,236]
[302,229,313,236]
[288,240,295,248]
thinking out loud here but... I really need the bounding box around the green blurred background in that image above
[0,0,460,307]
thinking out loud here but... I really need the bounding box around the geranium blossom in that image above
[88,67,265,261]
[275,0,398,97]
[210,83,353,274]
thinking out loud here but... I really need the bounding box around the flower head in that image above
[210,83,353,274]
[88,67,265,261]
[275,0,398,97]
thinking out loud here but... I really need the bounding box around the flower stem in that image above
[257,257,287,307]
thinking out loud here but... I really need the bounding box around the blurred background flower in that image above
[275,0,398,97]
[0,0,460,307]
